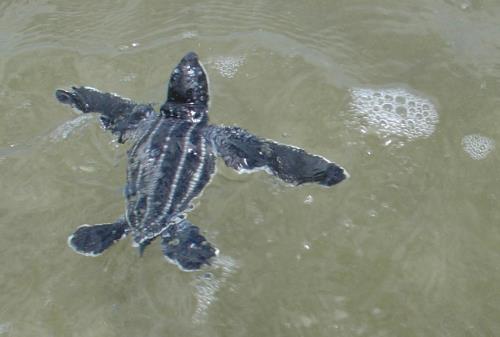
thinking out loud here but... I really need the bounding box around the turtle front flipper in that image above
[55,87,155,142]
[68,219,129,256]
[206,125,349,186]
[161,220,217,271]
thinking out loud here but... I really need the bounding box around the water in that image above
[1,0,499,336]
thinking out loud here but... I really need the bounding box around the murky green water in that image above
[1,0,500,336]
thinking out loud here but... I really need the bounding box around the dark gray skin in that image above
[55,52,348,271]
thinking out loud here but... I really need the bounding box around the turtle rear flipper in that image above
[55,87,155,143]
[68,220,129,256]
[161,220,217,271]
[207,125,349,186]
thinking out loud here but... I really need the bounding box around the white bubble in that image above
[350,88,439,141]
[462,134,495,160]
[304,195,314,204]
[212,56,245,79]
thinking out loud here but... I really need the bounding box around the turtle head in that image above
[55,88,90,112]
[161,52,209,124]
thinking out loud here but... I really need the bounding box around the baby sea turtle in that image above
[55,52,348,271]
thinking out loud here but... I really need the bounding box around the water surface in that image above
[1,1,500,336]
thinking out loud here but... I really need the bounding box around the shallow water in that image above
[1,0,500,336]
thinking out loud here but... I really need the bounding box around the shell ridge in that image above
[140,121,180,224]
[153,122,197,231]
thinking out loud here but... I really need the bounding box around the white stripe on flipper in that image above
[156,123,196,223]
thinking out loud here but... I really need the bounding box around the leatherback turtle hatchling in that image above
[55,52,348,271]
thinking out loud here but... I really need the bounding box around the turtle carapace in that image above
[55,52,348,271]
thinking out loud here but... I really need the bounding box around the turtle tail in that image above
[68,220,129,256]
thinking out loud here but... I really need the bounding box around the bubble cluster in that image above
[350,88,439,140]
[212,56,245,78]
[462,134,495,160]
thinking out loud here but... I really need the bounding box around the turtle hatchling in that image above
[55,52,348,271]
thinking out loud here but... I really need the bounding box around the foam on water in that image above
[350,88,439,141]
[211,56,245,79]
[49,114,94,141]
[180,31,198,39]
[120,73,137,82]
[462,134,495,160]
[191,255,238,324]
[0,322,10,334]
[118,42,140,51]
